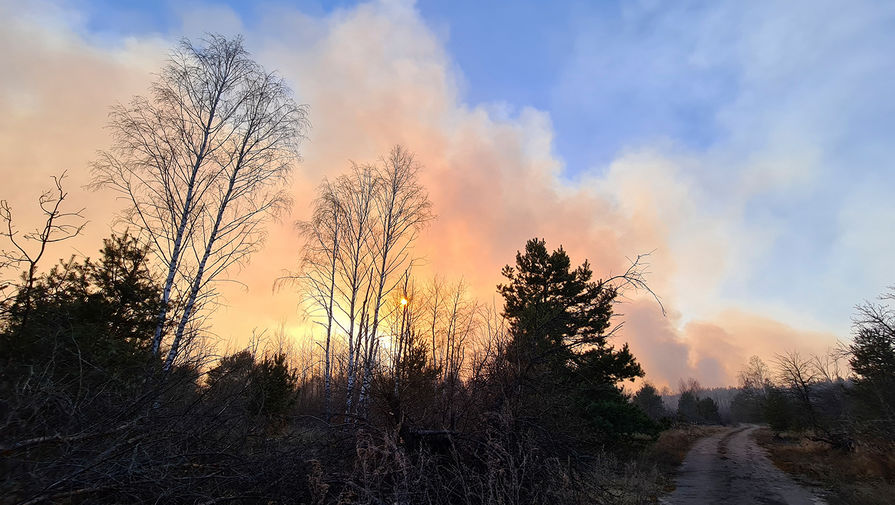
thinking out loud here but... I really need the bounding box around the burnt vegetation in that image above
[2,34,893,505]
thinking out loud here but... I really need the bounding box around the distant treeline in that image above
[633,343,894,459]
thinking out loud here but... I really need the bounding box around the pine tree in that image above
[497,238,651,445]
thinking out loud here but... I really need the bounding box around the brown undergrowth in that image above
[755,428,895,505]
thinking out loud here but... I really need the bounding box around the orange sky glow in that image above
[0,0,850,388]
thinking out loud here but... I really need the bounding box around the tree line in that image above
[726,321,894,456]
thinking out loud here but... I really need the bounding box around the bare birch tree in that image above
[335,165,378,416]
[356,146,433,415]
[281,163,378,418]
[286,147,431,419]
[279,180,342,418]
[92,35,307,370]
[164,63,303,371]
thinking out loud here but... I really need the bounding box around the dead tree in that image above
[774,350,822,433]
[0,171,85,324]
[738,355,772,392]
[605,251,665,315]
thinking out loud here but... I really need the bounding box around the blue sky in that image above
[67,1,895,175]
[68,0,739,169]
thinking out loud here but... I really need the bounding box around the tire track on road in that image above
[661,425,827,505]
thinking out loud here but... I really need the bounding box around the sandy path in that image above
[661,425,827,505]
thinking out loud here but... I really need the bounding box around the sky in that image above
[2,0,894,387]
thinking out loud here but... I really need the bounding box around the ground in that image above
[660,425,827,505]
[754,428,895,505]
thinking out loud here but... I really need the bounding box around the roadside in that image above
[754,428,895,505]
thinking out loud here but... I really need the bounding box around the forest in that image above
[1,35,893,505]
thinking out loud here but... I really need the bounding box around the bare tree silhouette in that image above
[92,34,308,371]
[0,171,86,325]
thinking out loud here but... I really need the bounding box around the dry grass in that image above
[755,428,895,505]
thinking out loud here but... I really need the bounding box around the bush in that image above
[206,349,299,421]
[764,387,796,433]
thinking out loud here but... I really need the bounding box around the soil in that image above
[661,425,827,505]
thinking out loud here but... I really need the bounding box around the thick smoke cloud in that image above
[0,0,846,387]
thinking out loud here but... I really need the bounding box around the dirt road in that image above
[662,425,827,505]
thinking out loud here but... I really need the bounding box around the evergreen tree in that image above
[677,391,699,423]
[696,397,721,424]
[497,238,651,445]
[764,387,795,433]
[848,325,895,421]
[1,233,161,388]
[206,350,299,420]
[633,383,668,421]
[847,294,895,439]
[730,389,766,423]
